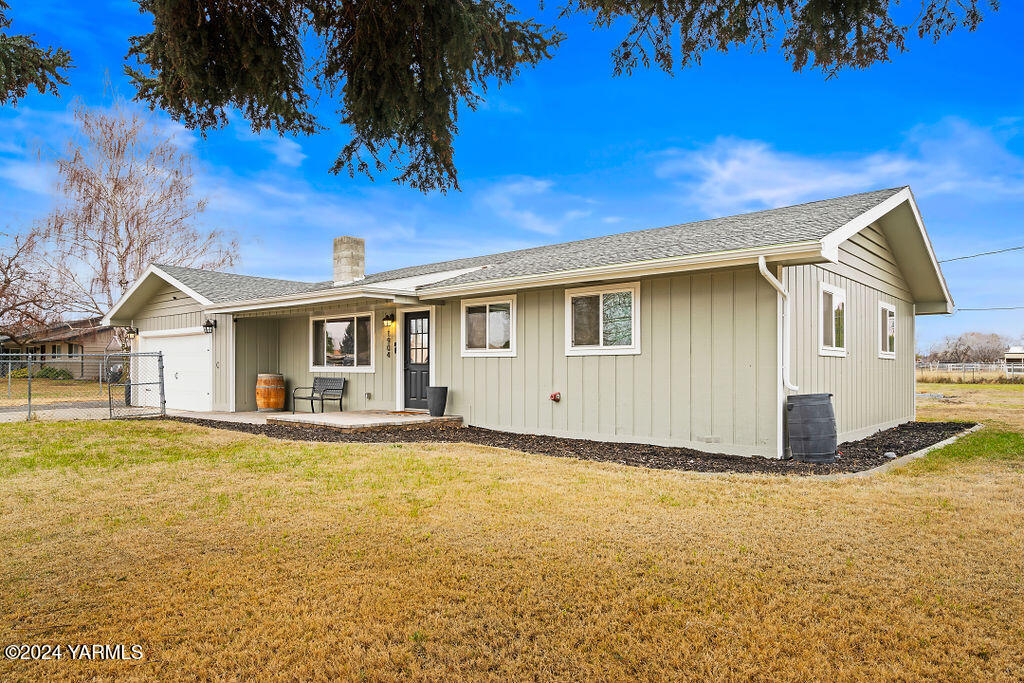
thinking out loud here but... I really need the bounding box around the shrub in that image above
[36,366,74,380]
[6,366,75,380]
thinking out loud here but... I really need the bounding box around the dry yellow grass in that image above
[917,381,1024,430]
[0,390,1022,680]
[0,378,107,408]
[916,369,1012,384]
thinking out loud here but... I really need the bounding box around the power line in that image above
[956,306,1024,311]
[940,245,1024,262]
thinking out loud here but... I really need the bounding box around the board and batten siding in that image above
[233,318,280,412]
[237,299,397,412]
[433,268,781,457]
[784,224,916,444]
[130,282,234,411]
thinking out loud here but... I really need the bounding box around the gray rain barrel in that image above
[786,393,837,463]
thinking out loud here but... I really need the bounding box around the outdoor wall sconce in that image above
[125,326,138,339]
[202,319,217,334]
[382,313,396,357]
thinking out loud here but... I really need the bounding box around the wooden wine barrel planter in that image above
[255,373,286,412]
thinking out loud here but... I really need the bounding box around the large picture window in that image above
[565,282,640,356]
[461,296,516,357]
[879,302,896,359]
[819,282,847,357]
[310,313,373,372]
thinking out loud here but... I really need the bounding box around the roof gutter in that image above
[758,256,798,393]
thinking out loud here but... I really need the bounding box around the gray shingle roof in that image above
[158,187,904,304]
[421,187,905,290]
[155,264,332,304]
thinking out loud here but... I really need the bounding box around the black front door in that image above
[404,311,430,409]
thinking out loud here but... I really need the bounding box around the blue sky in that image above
[2,1,1022,350]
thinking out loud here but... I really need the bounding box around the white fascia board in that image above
[206,288,411,314]
[819,188,913,262]
[205,271,481,314]
[417,242,824,298]
[150,265,215,307]
[138,326,206,338]
[916,301,955,315]
[368,266,484,290]
[102,264,214,325]
[819,187,954,310]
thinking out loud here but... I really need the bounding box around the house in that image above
[1006,346,1024,368]
[0,316,119,379]
[103,186,952,458]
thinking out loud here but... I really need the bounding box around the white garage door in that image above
[138,330,213,411]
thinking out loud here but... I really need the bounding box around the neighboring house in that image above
[1006,346,1024,368]
[0,316,120,378]
[103,187,952,458]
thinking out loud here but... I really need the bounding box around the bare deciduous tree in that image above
[0,226,63,341]
[925,332,1013,363]
[41,99,238,327]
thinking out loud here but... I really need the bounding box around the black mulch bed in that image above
[167,416,976,476]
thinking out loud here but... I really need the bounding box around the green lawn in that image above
[0,389,1022,679]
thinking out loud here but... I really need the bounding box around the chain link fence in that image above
[0,352,165,422]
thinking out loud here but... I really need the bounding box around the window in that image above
[461,296,516,357]
[819,283,847,357]
[310,313,374,372]
[879,302,896,359]
[52,344,59,357]
[565,282,640,356]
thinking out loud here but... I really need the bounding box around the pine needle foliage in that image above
[0,0,72,106]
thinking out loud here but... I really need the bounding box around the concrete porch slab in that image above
[265,410,462,433]
[169,408,462,433]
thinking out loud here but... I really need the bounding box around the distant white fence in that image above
[916,361,1024,378]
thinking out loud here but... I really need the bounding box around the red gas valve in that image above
[549,392,561,402]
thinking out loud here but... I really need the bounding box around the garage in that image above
[136,328,213,411]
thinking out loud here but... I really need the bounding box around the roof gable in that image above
[819,188,952,313]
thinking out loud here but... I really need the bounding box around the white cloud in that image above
[229,115,307,167]
[0,159,56,196]
[654,118,1024,215]
[161,120,198,150]
[264,138,307,167]
[478,176,592,235]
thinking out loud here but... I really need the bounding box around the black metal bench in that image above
[292,376,346,414]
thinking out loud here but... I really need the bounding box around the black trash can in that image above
[426,386,448,417]
[786,393,837,463]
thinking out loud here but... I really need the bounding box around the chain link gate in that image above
[0,352,165,422]
[104,352,166,419]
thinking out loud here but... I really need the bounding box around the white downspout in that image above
[758,256,798,392]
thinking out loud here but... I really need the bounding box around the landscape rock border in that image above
[813,423,984,480]
[166,416,976,477]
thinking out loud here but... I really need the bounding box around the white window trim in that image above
[819,282,847,358]
[460,295,517,358]
[878,301,896,360]
[309,311,375,373]
[564,281,641,356]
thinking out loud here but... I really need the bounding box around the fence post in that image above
[7,358,10,398]
[26,353,32,422]
[105,353,114,419]
[157,352,166,417]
